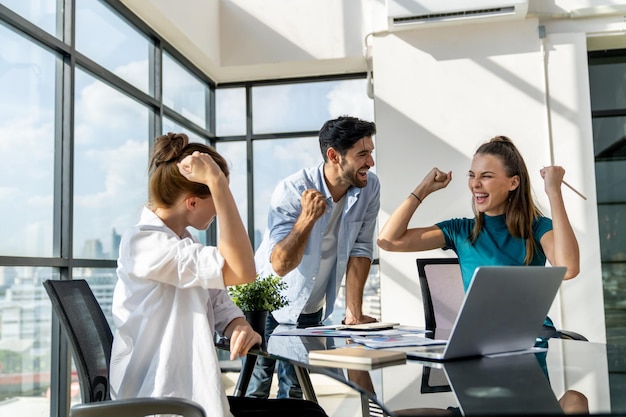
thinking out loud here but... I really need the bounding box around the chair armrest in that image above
[69,397,206,417]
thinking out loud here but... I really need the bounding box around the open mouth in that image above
[474,192,488,204]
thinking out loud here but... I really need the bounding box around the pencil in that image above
[562,180,587,200]
[542,166,587,200]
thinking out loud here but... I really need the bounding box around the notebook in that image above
[395,266,565,361]
[308,346,406,370]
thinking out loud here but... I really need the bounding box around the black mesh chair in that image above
[416,258,589,341]
[43,279,206,417]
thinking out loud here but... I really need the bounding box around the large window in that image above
[73,69,150,260]
[0,0,214,414]
[588,49,626,343]
[0,22,57,258]
[216,78,376,324]
[0,1,374,416]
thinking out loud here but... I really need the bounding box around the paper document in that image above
[350,334,447,349]
[273,325,428,338]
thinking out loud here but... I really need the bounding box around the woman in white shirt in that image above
[109,133,328,417]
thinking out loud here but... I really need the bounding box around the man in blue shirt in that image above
[247,116,380,399]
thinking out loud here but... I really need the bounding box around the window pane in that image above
[252,137,321,248]
[603,262,626,329]
[163,53,209,129]
[0,24,56,257]
[74,68,149,259]
[75,0,151,94]
[595,160,626,204]
[252,79,373,134]
[215,141,248,233]
[589,55,626,111]
[162,118,206,144]
[592,115,626,161]
[598,203,626,262]
[332,263,381,325]
[216,87,246,136]
[0,267,59,413]
[2,0,58,37]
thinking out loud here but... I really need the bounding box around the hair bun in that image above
[150,132,190,171]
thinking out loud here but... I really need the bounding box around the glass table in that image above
[229,330,616,416]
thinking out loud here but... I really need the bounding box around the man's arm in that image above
[343,256,377,325]
[270,189,326,276]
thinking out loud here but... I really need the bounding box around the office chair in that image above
[416,258,588,341]
[43,279,206,417]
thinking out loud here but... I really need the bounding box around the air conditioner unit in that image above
[387,0,529,31]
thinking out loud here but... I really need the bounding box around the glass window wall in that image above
[252,78,373,134]
[2,0,58,37]
[75,0,151,94]
[589,49,626,342]
[73,68,149,260]
[162,52,209,129]
[0,23,57,257]
[216,87,246,136]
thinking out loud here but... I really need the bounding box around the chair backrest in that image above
[416,258,465,331]
[43,279,113,403]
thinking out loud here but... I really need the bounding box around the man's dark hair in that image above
[319,116,376,162]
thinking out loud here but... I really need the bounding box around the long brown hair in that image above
[148,132,229,208]
[470,136,543,264]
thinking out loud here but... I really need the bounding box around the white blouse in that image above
[109,207,243,417]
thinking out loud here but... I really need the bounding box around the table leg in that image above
[294,365,318,403]
[233,354,257,397]
[233,354,318,404]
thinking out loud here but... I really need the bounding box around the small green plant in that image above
[228,273,289,312]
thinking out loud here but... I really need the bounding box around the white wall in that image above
[373,15,607,343]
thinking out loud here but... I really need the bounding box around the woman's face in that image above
[468,153,519,216]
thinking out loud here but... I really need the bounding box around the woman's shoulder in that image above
[532,215,553,233]
[437,217,475,228]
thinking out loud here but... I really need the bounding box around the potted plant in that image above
[228,274,289,341]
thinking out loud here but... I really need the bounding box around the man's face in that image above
[337,136,375,188]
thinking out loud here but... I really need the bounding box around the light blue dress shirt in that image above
[255,163,380,324]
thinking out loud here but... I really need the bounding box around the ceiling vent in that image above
[387,0,529,31]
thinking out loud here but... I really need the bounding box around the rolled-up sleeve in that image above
[211,289,244,334]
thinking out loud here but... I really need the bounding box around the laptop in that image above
[395,266,565,361]
[441,353,563,414]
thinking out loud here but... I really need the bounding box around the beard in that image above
[340,161,368,188]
